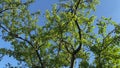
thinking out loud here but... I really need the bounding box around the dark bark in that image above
[97,54,102,68]
[69,0,83,68]
[70,54,75,68]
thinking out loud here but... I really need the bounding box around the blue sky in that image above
[0,0,120,67]
[96,0,120,22]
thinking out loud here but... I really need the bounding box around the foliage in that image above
[0,0,120,68]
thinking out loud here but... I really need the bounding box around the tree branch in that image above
[0,8,14,14]
[74,20,82,54]
[70,0,82,68]
[0,24,45,68]
[0,8,9,14]
[100,29,115,52]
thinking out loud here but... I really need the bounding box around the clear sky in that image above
[0,0,120,67]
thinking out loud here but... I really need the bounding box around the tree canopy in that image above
[0,0,120,68]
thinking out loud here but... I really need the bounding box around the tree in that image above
[0,0,120,68]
